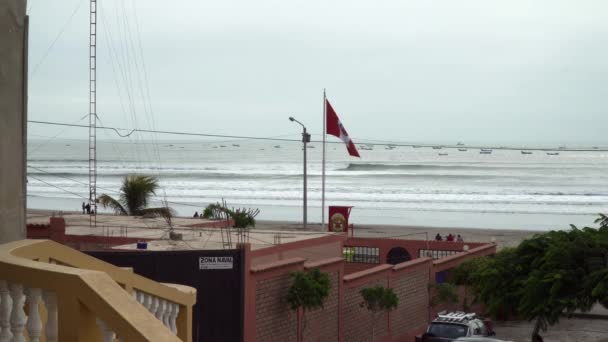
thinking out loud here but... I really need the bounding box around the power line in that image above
[28,175,86,200]
[30,0,85,78]
[28,119,608,151]
[28,120,308,143]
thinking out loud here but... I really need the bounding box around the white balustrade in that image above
[9,283,26,342]
[96,319,116,342]
[133,291,179,335]
[25,288,42,342]
[0,280,12,341]
[42,291,57,342]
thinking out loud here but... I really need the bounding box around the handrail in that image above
[0,239,196,341]
[11,239,196,306]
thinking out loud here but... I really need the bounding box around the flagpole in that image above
[322,89,326,231]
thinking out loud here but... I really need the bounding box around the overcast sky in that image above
[26,0,608,145]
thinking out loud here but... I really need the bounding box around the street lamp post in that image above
[289,116,311,230]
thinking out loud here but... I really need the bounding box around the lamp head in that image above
[289,117,295,122]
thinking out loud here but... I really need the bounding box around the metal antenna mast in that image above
[88,0,98,227]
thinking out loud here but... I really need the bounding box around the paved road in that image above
[495,317,608,342]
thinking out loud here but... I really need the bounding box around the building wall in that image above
[0,0,27,244]
[27,217,149,250]
[301,263,342,342]
[390,266,430,339]
[344,276,389,342]
[255,273,298,342]
[345,237,487,266]
[245,240,496,342]
[250,235,345,267]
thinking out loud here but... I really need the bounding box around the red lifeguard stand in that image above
[328,206,353,234]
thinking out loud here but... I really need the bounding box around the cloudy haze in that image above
[27,0,608,146]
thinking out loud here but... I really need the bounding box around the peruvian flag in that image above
[326,99,360,157]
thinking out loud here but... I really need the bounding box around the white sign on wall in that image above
[199,256,233,270]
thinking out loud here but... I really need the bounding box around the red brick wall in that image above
[255,274,298,342]
[252,240,343,267]
[344,262,377,275]
[302,271,340,342]
[390,268,430,338]
[344,278,389,342]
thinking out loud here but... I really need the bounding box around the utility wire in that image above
[28,119,608,151]
[28,175,86,199]
[30,0,85,78]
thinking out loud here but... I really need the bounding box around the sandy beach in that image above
[28,209,543,250]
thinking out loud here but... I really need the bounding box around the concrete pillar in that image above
[0,0,28,243]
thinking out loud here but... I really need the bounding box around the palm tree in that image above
[98,175,172,217]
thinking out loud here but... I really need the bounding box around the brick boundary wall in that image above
[389,258,432,341]
[250,234,346,267]
[301,258,343,342]
[343,265,392,342]
[245,241,497,342]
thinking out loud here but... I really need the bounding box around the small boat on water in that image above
[432,146,442,150]
[220,145,226,148]
[232,144,240,147]
[412,145,422,148]
[274,145,281,148]
[458,148,467,152]
[480,150,492,154]
[546,152,560,156]
[521,151,532,155]
[438,153,448,156]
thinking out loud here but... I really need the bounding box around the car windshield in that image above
[428,323,468,339]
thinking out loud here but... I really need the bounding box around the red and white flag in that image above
[326,99,360,158]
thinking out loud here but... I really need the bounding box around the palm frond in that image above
[120,175,159,215]
[98,194,127,215]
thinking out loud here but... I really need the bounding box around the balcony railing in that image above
[0,239,196,341]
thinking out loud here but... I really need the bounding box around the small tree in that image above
[450,257,490,311]
[287,268,331,342]
[360,286,398,342]
[429,283,459,309]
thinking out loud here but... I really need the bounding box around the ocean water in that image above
[26,139,608,230]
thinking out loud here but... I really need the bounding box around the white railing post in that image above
[143,293,153,312]
[25,288,42,342]
[155,299,166,322]
[8,283,26,342]
[150,296,159,317]
[0,280,12,341]
[169,303,179,335]
[42,291,57,342]
[96,319,116,342]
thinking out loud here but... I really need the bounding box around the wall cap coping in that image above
[343,264,393,283]
[304,257,343,269]
[392,257,432,271]
[250,257,306,273]
[432,243,496,266]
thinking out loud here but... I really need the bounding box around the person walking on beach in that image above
[85,203,91,214]
[193,211,199,218]
[82,202,86,214]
